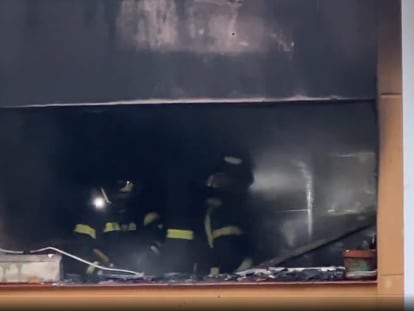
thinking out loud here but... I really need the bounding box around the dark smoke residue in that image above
[0,0,376,106]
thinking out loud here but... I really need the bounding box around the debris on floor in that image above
[86,266,348,284]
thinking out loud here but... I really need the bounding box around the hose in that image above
[0,248,23,254]
[0,246,144,276]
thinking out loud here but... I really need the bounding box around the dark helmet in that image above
[106,179,135,201]
[206,153,254,192]
[89,179,135,210]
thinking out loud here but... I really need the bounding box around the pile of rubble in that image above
[212,267,346,282]
[95,267,346,284]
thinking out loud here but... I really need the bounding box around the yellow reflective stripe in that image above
[204,205,218,248]
[128,222,137,231]
[212,226,243,241]
[166,229,194,240]
[205,209,213,248]
[210,267,220,276]
[103,222,121,233]
[204,199,222,248]
[86,261,99,275]
[143,212,160,226]
[235,257,254,272]
[121,222,137,232]
[206,198,222,208]
[74,224,96,239]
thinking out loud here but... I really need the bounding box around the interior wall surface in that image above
[0,0,376,107]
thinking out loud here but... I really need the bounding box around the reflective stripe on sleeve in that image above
[143,212,160,226]
[209,267,220,276]
[235,257,254,272]
[205,207,214,248]
[103,222,121,233]
[86,261,99,275]
[128,222,137,231]
[212,226,243,241]
[121,222,137,232]
[166,229,194,240]
[204,199,222,248]
[74,224,96,239]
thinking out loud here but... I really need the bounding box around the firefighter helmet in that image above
[90,179,135,209]
[206,154,253,191]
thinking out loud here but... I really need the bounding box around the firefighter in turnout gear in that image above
[155,172,198,275]
[65,179,165,279]
[202,154,255,275]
